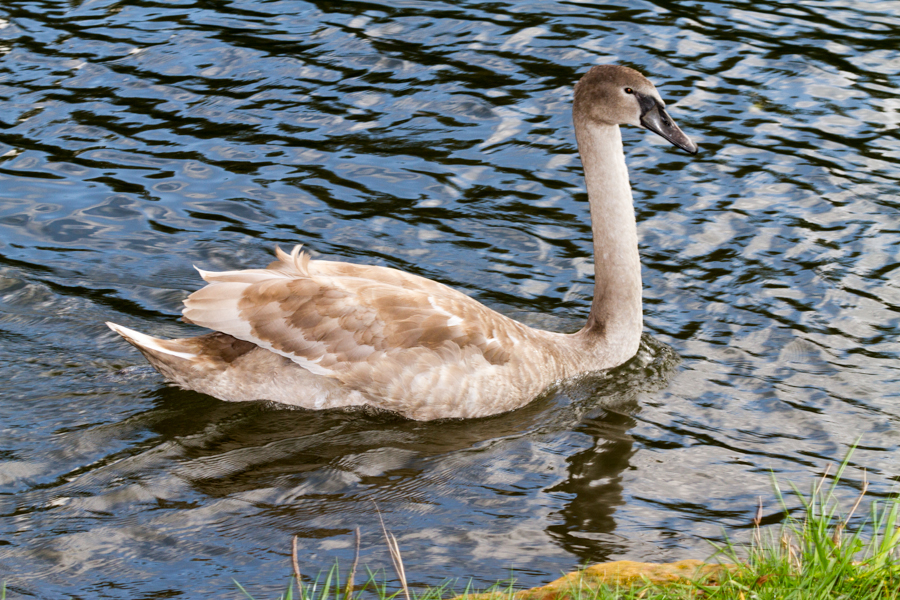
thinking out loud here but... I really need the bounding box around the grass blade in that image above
[293,535,303,599]
[376,505,411,600]
[344,527,361,600]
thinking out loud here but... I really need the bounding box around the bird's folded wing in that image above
[182,246,520,380]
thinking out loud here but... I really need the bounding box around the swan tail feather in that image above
[107,322,198,361]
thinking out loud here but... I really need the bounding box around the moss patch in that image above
[460,559,736,600]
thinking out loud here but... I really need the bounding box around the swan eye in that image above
[624,87,634,94]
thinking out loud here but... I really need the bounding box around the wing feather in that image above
[183,246,522,390]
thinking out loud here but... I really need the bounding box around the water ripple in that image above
[1,0,899,597]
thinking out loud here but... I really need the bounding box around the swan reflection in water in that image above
[100,336,677,571]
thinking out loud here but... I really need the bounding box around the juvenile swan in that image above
[108,65,697,420]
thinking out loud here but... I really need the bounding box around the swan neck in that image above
[575,119,642,358]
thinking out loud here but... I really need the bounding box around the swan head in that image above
[574,65,698,154]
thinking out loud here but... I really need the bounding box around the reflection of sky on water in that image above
[0,0,898,597]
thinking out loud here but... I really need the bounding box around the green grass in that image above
[239,447,900,600]
[702,447,900,599]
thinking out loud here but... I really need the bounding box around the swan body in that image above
[108,65,697,421]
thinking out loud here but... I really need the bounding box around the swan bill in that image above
[637,94,698,155]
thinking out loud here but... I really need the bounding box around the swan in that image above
[107,65,697,421]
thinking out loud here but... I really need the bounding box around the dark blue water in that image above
[1,0,899,597]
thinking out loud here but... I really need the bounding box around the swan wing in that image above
[182,246,522,385]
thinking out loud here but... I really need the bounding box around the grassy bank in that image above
[239,447,900,600]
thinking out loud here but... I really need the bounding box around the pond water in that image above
[1,0,899,597]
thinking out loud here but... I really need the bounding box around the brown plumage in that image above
[108,65,697,420]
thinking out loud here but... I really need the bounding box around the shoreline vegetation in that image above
[238,447,900,600]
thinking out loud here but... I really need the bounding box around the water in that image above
[1,0,899,597]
